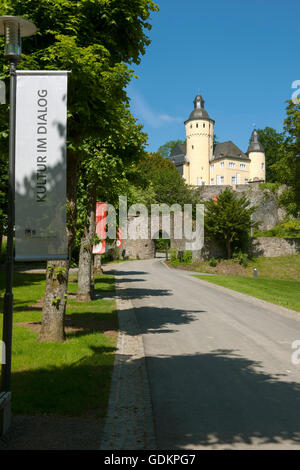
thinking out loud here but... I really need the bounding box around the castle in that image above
[168,94,266,186]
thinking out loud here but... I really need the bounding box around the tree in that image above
[75,108,148,301]
[157,139,185,158]
[271,100,300,217]
[204,188,257,259]
[138,152,196,207]
[0,0,159,341]
[256,127,285,183]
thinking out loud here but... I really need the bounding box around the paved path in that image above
[99,285,156,450]
[102,258,300,450]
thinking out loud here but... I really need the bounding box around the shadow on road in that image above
[106,270,148,277]
[118,305,203,335]
[139,349,300,448]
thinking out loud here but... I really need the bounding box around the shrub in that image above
[238,252,249,267]
[259,182,281,193]
[169,248,178,262]
[208,257,218,267]
[233,250,249,267]
[183,250,193,264]
[155,238,170,251]
[253,218,300,238]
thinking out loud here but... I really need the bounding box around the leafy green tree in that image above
[0,0,158,341]
[138,152,196,207]
[75,108,148,301]
[272,100,300,217]
[204,188,257,259]
[256,127,285,183]
[157,139,185,158]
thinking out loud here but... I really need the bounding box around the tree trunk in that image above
[76,186,96,302]
[93,254,103,275]
[39,150,78,342]
[39,260,69,342]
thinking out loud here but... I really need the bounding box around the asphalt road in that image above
[107,258,300,450]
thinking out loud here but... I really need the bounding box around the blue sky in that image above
[127,0,300,154]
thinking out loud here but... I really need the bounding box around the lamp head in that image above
[0,16,37,60]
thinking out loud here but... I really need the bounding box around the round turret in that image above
[247,129,266,182]
[184,93,214,186]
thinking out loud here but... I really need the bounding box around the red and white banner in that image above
[116,228,122,248]
[93,202,107,255]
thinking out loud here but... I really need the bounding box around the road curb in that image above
[99,283,157,450]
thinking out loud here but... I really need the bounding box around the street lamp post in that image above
[0,15,36,436]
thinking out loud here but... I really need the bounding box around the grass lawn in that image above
[0,270,117,417]
[169,253,300,281]
[170,252,300,312]
[194,275,300,312]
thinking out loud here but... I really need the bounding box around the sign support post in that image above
[0,59,16,436]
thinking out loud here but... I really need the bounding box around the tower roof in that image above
[247,129,264,153]
[185,93,213,123]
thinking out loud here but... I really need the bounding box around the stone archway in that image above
[152,229,171,258]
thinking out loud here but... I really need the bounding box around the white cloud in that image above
[159,114,182,123]
[129,88,183,128]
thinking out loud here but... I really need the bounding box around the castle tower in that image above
[184,94,215,186]
[247,129,266,182]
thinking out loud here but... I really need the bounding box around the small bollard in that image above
[178,251,183,263]
[253,267,258,278]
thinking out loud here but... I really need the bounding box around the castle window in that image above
[210,178,214,185]
[240,163,246,169]
[220,162,225,168]
[229,162,236,168]
[210,164,214,171]
[231,176,236,184]
[192,145,194,149]
[203,123,205,128]
[190,124,192,128]
[245,178,249,184]
[261,163,265,170]
[196,123,198,128]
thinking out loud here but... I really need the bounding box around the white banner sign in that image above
[15,71,68,261]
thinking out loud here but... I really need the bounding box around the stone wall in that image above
[120,234,300,261]
[191,237,300,260]
[119,214,197,260]
[192,239,226,262]
[193,182,286,231]
[250,237,300,257]
[120,237,155,260]
[116,185,295,260]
